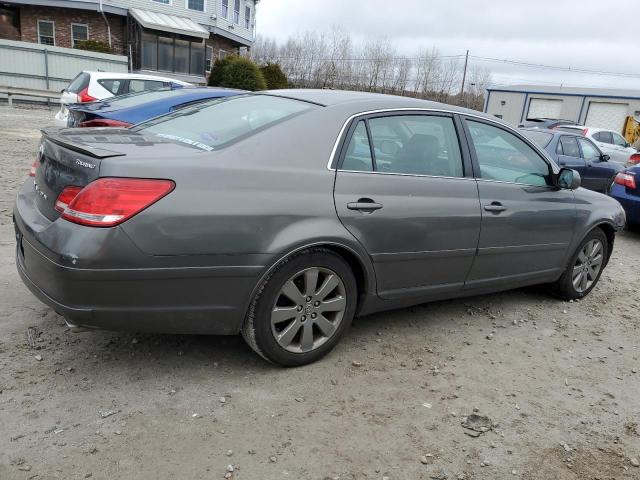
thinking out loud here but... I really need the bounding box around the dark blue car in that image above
[520,128,624,193]
[610,166,640,226]
[66,86,246,128]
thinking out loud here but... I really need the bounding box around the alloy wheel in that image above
[572,239,604,293]
[270,267,347,353]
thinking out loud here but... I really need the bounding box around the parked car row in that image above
[16,88,628,365]
[520,117,639,165]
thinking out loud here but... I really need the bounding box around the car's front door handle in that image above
[347,199,383,212]
[484,202,506,213]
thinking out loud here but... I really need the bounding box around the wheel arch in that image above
[242,240,376,327]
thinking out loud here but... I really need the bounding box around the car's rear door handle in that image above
[347,198,383,212]
[484,202,506,213]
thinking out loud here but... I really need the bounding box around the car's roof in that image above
[261,88,499,120]
[83,71,191,85]
[520,127,585,139]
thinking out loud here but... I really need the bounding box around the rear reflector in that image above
[54,186,82,212]
[60,178,175,227]
[77,87,97,103]
[29,160,37,177]
[78,119,132,128]
[629,153,640,165]
[614,172,637,190]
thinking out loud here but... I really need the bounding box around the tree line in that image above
[248,28,492,111]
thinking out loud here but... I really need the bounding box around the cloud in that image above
[255,0,639,89]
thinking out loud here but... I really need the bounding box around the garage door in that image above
[585,102,628,131]
[527,98,563,120]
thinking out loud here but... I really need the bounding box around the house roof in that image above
[130,8,209,39]
[487,84,640,99]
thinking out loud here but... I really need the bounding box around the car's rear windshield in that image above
[67,72,90,93]
[134,95,317,151]
[520,129,553,148]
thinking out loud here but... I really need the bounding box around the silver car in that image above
[14,90,626,366]
[556,125,637,164]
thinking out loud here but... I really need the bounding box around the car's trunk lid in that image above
[34,128,126,221]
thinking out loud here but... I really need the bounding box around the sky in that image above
[254,0,639,90]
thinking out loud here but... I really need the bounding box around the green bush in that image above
[74,40,112,54]
[208,56,266,91]
[207,56,235,87]
[260,63,288,89]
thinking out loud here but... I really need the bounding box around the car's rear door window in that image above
[136,95,317,150]
[596,131,613,144]
[466,120,551,186]
[558,136,580,157]
[359,115,463,177]
[98,79,123,95]
[128,79,166,93]
[342,121,373,172]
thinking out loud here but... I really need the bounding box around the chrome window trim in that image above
[327,107,557,178]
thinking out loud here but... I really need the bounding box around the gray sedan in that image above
[14,90,626,366]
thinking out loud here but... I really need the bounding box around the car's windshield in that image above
[134,95,318,151]
[520,129,553,148]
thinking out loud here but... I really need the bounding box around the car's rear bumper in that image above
[14,180,267,334]
[610,184,640,224]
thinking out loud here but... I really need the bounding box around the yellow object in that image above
[624,115,640,146]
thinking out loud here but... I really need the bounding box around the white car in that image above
[54,71,191,126]
[555,125,637,165]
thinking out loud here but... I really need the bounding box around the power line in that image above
[469,55,640,79]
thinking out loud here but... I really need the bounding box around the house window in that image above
[37,20,54,46]
[245,6,251,29]
[221,0,228,18]
[205,45,213,71]
[141,31,205,76]
[152,0,171,4]
[186,0,204,11]
[233,0,240,24]
[71,23,88,47]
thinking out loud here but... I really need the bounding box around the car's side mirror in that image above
[60,88,66,93]
[557,168,581,190]
[600,154,610,162]
[625,142,631,148]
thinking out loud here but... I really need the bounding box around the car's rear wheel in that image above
[552,228,608,300]
[242,248,357,366]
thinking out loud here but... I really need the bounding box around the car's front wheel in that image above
[552,228,609,300]
[242,248,357,366]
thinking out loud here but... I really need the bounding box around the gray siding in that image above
[102,0,255,43]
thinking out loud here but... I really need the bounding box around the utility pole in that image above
[460,49,469,100]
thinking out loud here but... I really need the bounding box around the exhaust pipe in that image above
[64,318,89,333]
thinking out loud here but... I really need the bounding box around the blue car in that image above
[66,86,246,128]
[610,166,640,226]
[520,128,624,193]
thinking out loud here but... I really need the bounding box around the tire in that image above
[242,248,357,367]
[552,228,609,300]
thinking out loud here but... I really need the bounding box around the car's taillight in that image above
[54,186,83,212]
[77,87,96,103]
[614,172,637,189]
[629,153,640,165]
[78,119,132,128]
[29,160,37,177]
[60,178,175,227]
[581,128,588,136]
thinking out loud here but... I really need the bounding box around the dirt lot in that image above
[0,104,639,480]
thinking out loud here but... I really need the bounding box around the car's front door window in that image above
[558,136,580,157]
[612,132,627,147]
[466,120,551,186]
[577,138,600,160]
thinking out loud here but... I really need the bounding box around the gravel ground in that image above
[0,104,639,480]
